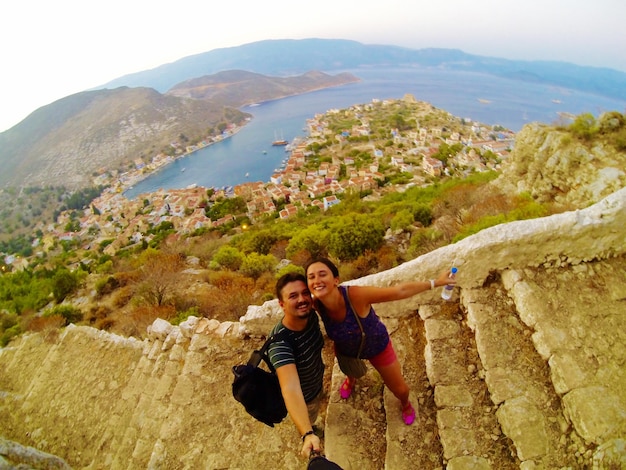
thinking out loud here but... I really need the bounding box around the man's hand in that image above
[301,433,321,458]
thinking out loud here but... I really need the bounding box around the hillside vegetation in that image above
[1,107,624,346]
[0,70,356,190]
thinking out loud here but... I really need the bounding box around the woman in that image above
[305,258,456,425]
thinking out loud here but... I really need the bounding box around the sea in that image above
[124,67,625,199]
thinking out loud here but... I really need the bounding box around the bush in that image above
[328,213,385,261]
[170,306,199,326]
[212,245,244,271]
[27,315,65,342]
[43,305,83,325]
[390,209,414,232]
[275,263,305,279]
[0,324,21,347]
[240,253,277,279]
[51,269,80,302]
[95,275,120,297]
[569,113,598,141]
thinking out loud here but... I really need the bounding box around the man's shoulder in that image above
[269,321,286,336]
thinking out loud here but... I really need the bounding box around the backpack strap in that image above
[246,328,292,370]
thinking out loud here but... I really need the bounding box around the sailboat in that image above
[272,130,288,146]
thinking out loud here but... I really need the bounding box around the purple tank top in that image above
[318,286,390,359]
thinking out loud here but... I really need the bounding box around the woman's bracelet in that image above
[301,429,315,442]
[430,279,436,290]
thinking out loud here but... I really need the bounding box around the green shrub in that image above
[390,209,414,232]
[43,305,83,325]
[452,198,548,242]
[275,263,305,279]
[0,324,21,347]
[51,269,80,302]
[240,253,277,279]
[170,306,199,326]
[95,275,119,296]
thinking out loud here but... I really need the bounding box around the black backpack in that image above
[232,330,291,427]
[308,451,344,470]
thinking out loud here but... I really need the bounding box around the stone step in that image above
[500,260,626,466]
[324,359,387,470]
[462,283,569,468]
[383,315,442,469]
[420,301,517,469]
[105,324,194,469]
[0,334,53,436]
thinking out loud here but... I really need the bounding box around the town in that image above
[8,96,516,267]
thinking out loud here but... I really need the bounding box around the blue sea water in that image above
[124,67,625,199]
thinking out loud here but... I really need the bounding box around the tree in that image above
[212,246,244,271]
[205,196,246,220]
[286,225,330,260]
[327,214,385,261]
[241,229,280,255]
[390,209,414,232]
[240,253,277,279]
[134,250,185,306]
[52,269,80,303]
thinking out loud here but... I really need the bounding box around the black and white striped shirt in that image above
[268,313,325,403]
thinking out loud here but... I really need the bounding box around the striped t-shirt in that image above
[267,313,325,403]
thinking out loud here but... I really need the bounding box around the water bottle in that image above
[441,267,458,300]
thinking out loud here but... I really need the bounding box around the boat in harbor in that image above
[272,130,288,146]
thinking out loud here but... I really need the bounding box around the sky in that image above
[1,0,625,132]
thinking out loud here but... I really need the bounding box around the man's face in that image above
[279,280,312,319]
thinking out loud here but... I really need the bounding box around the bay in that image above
[124,67,625,199]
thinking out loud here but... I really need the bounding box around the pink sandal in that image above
[339,378,353,399]
[402,402,416,425]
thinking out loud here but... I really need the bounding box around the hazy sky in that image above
[1,0,624,132]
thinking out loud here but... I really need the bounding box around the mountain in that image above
[0,70,356,189]
[102,38,626,101]
[167,69,359,106]
[0,87,250,189]
[2,38,625,190]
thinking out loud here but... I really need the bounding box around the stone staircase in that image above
[1,257,625,469]
[321,257,626,470]
[1,188,626,469]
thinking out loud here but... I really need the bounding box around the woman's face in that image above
[306,262,337,298]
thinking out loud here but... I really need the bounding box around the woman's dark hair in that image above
[305,257,339,278]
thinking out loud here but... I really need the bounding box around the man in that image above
[268,272,325,457]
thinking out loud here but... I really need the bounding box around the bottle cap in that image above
[451,267,458,273]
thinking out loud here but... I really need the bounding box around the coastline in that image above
[120,79,360,198]
[120,122,249,198]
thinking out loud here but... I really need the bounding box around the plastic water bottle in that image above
[441,267,458,300]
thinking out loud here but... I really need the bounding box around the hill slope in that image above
[167,69,359,106]
[0,70,355,190]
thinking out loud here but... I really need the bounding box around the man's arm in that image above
[275,363,321,457]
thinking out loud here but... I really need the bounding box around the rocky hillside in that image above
[494,121,626,208]
[0,70,355,190]
[0,187,624,469]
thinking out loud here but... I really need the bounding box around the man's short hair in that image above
[276,272,307,300]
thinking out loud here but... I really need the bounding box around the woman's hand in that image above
[435,269,457,288]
